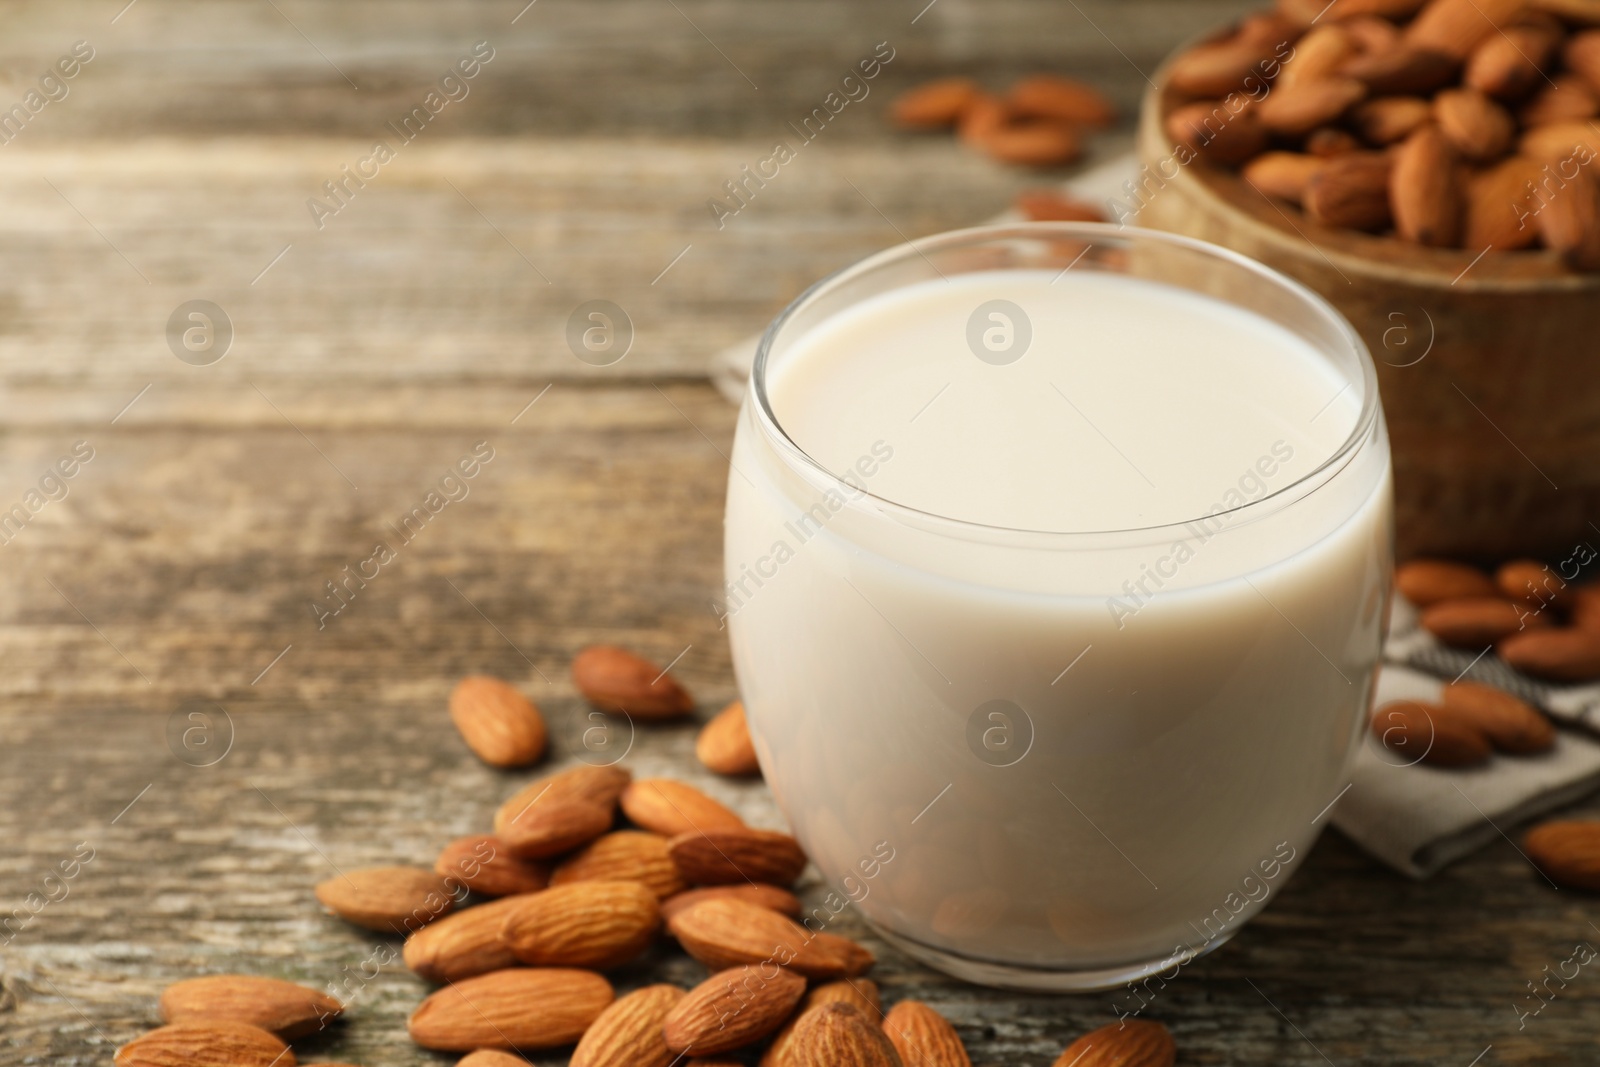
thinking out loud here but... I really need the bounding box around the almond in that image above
[1396,559,1498,605]
[1342,45,1459,94]
[1014,190,1108,222]
[1436,88,1516,161]
[435,834,549,897]
[1520,119,1600,159]
[883,1001,971,1067]
[403,894,526,983]
[1350,96,1434,145]
[1520,75,1600,126]
[1341,14,1402,52]
[1497,559,1568,608]
[1568,30,1600,94]
[1258,78,1368,136]
[114,1021,293,1067]
[1407,0,1525,60]
[550,830,688,900]
[1007,75,1116,127]
[664,965,807,1055]
[1372,699,1493,766]
[697,700,761,777]
[408,967,613,1051]
[668,898,874,979]
[621,778,745,837]
[573,644,695,719]
[314,866,457,934]
[1165,100,1269,165]
[1467,156,1545,248]
[158,975,342,1039]
[668,827,809,886]
[571,983,686,1067]
[1279,25,1361,88]
[1421,596,1544,646]
[458,1053,535,1067]
[786,1003,903,1067]
[1243,152,1325,203]
[1534,160,1600,269]
[1393,125,1466,246]
[498,881,661,969]
[1168,35,1283,97]
[1524,820,1600,890]
[761,981,883,1067]
[976,121,1082,167]
[450,675,547,767]
[661,883,804,923]
[494,764,630,859]
[1305,152,1395,230]
[890,78,981,130]
[1441,681,1556,753]
[1465,23,1561,99]
[1499,627,1600,680]
[1052,1020,1176,1067]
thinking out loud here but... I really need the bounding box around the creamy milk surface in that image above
[725,266,1392,976]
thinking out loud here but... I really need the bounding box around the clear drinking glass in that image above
[722,223,1393,992]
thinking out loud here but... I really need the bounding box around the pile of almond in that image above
[113,647,1181,1066]
[1164,0,1600,267]
[891,74,1117,167]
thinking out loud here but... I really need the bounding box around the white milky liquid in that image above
[725,268,1392,973]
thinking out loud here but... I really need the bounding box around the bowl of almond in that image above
[1137,0,1600,560]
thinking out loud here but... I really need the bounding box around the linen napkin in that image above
[709,149,1600,878]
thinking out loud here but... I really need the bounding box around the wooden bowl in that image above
[1136,65,1600,561]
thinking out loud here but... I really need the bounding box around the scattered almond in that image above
[435,834,549,897]
[1372,699,1493,766]
[786,1002,904,1067]
[457,1052,534,1067]
[494,764,630,859]
[883,1001,971,1067]
[314,866,457,934]
[1421,596,1545,647]
[975,121,1082,167]
[1052,1019,1176,1067]
[498,880,661,969]
[664,965,806,1055]
[158,975,342,1039]
[761,980,883,1067]
[573,645,695,719]
[1396,559,1498,605]
[1441,681,1556,753]
[114,1021,294,1067]
[668,898,874,979]
[697,700,761,777]
[891,78,981,129]
[1524,819,1600,890]
[550,830,688,900]
[1570,584,1600,631]
[621,778,744,837]
[1499,627,1600,680]
[1497,559,1568,607]
[570,983,686,1067]
[403,894,526,984]
[1392,125,1465,247]
[449,675,547,767]
[668,827,809,886]
[1007,74,1116,127]
[956,94,1009,145]
[1014,190,1108,222]
[661,883,804,923]
[408,967,613,1051]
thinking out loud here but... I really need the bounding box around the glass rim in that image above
[749,221,1381,543]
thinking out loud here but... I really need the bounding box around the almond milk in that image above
[726,260,1392,984]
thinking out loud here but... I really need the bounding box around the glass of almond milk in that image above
[723,223,1392,992]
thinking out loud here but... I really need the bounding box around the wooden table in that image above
[3,1,1597,1064]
